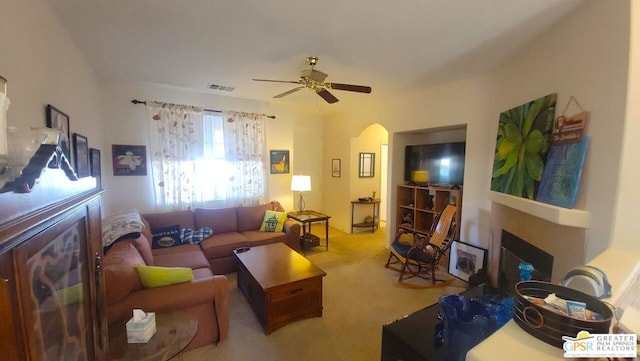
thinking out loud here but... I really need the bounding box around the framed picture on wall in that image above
[269,149,289,174]
[448,240,487,282]
[112,144,147,176]
[359,152,375,177]
[332,159,341,177]
[72,133,90,178]
[46,104,71,161]
[90,148,101,187]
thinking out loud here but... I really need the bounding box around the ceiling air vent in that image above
[208,83,235,92]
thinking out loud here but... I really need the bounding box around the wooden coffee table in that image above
[233,242,326,334]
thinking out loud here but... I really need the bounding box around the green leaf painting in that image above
[491,94,557,199]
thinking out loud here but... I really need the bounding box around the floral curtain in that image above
[147,101,204,211]
[222,111,266,206]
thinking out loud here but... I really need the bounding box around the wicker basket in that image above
[513,281,613,348]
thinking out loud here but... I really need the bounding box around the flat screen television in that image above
[404,142,466,187]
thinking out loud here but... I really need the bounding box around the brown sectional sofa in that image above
[103,201,301,350]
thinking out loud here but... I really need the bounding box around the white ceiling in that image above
[46,0,585,112]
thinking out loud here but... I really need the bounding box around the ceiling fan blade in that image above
[317,89,339,104]
[252,79,301,84]
[274,86,304,98]
[327,83,372,94]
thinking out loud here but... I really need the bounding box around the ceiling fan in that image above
[252,56,372,104]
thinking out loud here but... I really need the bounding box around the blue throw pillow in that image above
[151,224,181,249]
[181,227,213,244]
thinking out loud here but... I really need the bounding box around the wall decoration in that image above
[332,158,341,177]
[536,136,589,209]
[46,104,71,161]
[72,133,89,178]
[269,149,289,174]
[448,240,487,282]
[359,152,375,178]
[552,111,587,145]
[112,144,147,176]
[90,148,101,187]
[491,93,557,199]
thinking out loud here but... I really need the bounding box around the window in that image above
[148,104,266,210]
[197,110,231,203]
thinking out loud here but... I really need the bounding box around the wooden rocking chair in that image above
[385,205,457,285]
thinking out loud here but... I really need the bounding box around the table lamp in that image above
[291,175,311,212]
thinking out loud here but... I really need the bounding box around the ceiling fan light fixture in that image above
[253,56,371,104]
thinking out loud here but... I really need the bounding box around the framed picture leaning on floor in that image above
[448,240,487,282]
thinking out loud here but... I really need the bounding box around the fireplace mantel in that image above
[489,191,590,228]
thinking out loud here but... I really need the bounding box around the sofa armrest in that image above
[283,219,301,252]
[107,275,229,325]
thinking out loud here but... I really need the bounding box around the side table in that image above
[351,198,380,233]
[287,210,330,251]
[108,311,198,361]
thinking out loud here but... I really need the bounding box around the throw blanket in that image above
[102,209,145,247]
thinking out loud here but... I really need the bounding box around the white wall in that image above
[99,80,317,216]
[0,0,103,177]
[610,1,640,252]
[323,0,630,262]
[292,120,324,212]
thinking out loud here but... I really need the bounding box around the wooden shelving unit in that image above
[396,184,462,241]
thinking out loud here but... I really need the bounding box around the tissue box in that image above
[126,312,157,343]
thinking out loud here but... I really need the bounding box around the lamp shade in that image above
[291,175,311,192]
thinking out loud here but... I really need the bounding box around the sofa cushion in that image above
[237,203,272,232]
[192,267,214,279]
[200,232,249,260]
[194,207,238,234]
[135,264,194,288]
[181,227,213,244]
[243,230,289,247]
[144,210,196,231]
[259,210,287,232]
[103,241,145,305]
[127,234,154,266]
[152,244,211,269]
[151,224,182,249]
[141,216,153,245]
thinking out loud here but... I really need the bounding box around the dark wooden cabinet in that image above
[0,145,107,360]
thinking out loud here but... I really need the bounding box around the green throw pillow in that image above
[259,210,287,232]
[55,283,84,305]
[134,264,193,288]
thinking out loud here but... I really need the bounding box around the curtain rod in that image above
[131,99,276,119]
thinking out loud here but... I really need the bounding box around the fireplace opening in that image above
[499,230,554,294]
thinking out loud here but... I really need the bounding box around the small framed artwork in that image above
[269,149,289,174]
[46,104,71,161]
[90,148,101,186]
[448,240,487,282]
[72,133,90,178]
[332,158,341,177]
[112,144,147,176]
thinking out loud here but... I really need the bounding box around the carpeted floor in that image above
[175,226,467,361]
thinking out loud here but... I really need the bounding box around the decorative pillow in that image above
[55,283,84,305]
[134,264,193,288]
[398,233,414,245]
[151,224,181,249]
[259,210,287,232]
[180,227,213,244]
[102,209,146,248]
